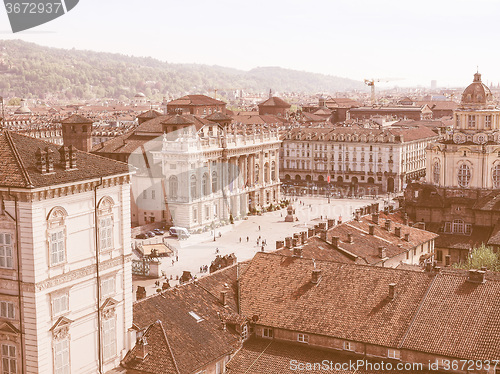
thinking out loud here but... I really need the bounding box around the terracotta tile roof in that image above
[0,131,129,189]
[129,281,240,374]
[434,227,492,250]
[206,111,232,121]
[258,97,291,108]
[137,109,163,120]
[240,252,435,348]
[401,271,500,360]
[168,94,226,106]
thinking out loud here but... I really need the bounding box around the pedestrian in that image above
[261,245,264,252]
[239,237,241,243]
[172,260,174,266]
[176,255,178,262]
[258,225,261,231]
[219,232,222,237]
[246,236,249,242]
[200,266,203,273]
[215,247,219,254]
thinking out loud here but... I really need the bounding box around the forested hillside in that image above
[0,40,364,100]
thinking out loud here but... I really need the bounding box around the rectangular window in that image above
[99,216,113,251]
[192,208,197,223]
[52,293,69,316]
[465,224,472,235]
[444,222,451,233]
[297,333,309,343]
[0,301,15,319]
[468,115,476,128]
[262,328,273,339]
[50,229,65,266]
[205,206,210,221]
[0,233,13,269]
[241,324,248,341]
[54,339,70,374]
[101,277,116,297]
[387,349,400,359]
[344,341,354,351]
[103,317,116,361]
[1,344,16,374]
[436,250,443,262]
[485,115,492,128]
[151,190,156,200]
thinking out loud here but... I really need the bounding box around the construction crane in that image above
[364,78,402,105]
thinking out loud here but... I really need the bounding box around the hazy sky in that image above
[1,0,499,88]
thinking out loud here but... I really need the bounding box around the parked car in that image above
[135,233,148,239]
[145,231,155,238]
[152,229,165,235]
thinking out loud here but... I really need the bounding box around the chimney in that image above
[467,269,486,284]
[404,233,410,242]
[394,227,401,238]
[355,210,361,221]
[331,236,339,248]
[311,268,322,284]
[319,231,327,241]
[385,219,392,232]
[69,145,77,169]
[301,231,307,243]
[293,233,301,245]
[347,233,353,243]
[307,228,314,237]
[135,337,149,360]
[378,246,386,258]
[59,146,71,170]
[403,213,409,226]
[136,286,146,300]
[372,213,379,225]
[327,219,335,229]
[445,255,451,266]
[318,222,326,230]
[275,240,284,250]
[220,290,228,306]
[425,262,432,272]
[388,283,396,299]
[293,247,303,257]
[285,237,293,248]
[369,224,375,235]
[292,238,298,247]
[35,148,47,174]
[46,147,54,173]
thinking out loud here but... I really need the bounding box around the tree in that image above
[453,244,500,271]
[8,97,21,106]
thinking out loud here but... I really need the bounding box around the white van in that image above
[169,227,190,238]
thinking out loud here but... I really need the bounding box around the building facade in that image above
[0,131,133,374]
[280,125,439,194]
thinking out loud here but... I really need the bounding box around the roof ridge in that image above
[5,131,34,188]
[398,272,439,349]
[157,320,181,374]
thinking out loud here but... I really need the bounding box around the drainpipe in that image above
[94,178,103,374]
[6,188,25,374]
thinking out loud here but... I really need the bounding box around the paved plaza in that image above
[133,195,387,298]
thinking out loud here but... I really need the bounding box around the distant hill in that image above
[0,40,364,101]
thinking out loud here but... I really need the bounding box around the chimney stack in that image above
[388,283,396,299]
[285,237,293,248]
[394,227,401,238]
[467,269,486,284]
[372,213,379,225]
[347,233,353,243]
[275,240,284,250]
[220,290,228,306]
[135,337,149,360]
[331,236,339,248]
[369,225,375,235]
[385,219,392,232]
[136,286,146,300]
[319,231,327,242]
[311,269,322,284]
[59,146,71,170]
[378,246,386,258]
[327,219,335,229]
[301,231,307,243]
[308,228,314,238]
[45,147,54,173]
[69,145,77,169]
[292,238,298,247]
[404,233,410,241]
[35,148,47,174]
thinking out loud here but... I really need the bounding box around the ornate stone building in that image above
[0,130,134,373]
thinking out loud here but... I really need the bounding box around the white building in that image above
[0,130,133,373]
[281,125,439,194]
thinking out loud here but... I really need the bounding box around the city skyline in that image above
[1,0,499,88]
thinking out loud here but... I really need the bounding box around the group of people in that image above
[199,265,209,273]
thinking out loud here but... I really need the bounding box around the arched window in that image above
[271,161,276,181]
[98,197,114,252]
[190,175,198,199]
[202,173,209,196]
[212,171,218,193]
[457,163,471,188]
[433,161,440,184]
[47,207,68,266]
[264,163,270,184]
[169,176,178,199]
[493,164,500,188]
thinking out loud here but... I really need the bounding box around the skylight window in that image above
[189,311,204,323]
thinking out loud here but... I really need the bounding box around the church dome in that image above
[461,72,493,106]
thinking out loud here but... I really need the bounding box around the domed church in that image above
[426,72,500,189]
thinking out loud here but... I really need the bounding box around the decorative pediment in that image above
[0,321,20,335]
[97,196,115,215]
[100,297,118,320]
[50,316,72,341]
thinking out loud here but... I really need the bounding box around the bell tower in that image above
[60,114,93,152]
